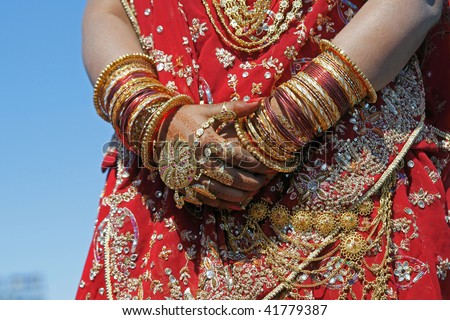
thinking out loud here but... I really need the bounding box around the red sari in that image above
[76,0,450,300]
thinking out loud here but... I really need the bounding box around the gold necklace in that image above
[219,0,272,37]
[202,0,304,53]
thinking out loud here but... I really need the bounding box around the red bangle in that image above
[274,88,315,142]
[105,71,154,114]
[304,62,350,114]
[118,89,159,149]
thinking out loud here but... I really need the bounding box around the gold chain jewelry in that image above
[202,0,303,53]
[221,171,397,299]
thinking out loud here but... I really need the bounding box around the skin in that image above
[82,0,443,210]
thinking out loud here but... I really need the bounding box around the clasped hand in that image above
[156,100,276,211]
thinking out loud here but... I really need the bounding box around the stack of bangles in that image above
[235,39,377,172]
[93,53,232,209]
[93,53,194,171]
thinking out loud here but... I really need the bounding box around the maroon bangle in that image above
[105,71,154,115]
[271,92,303,143]
[118,89,158,129]
[304,62,350,114]
[264,95,306,148]
[274,88,315,141]
[122,90,158,126]
[113,88,154,132]
[118,89,159,148]
[275,88,312,136]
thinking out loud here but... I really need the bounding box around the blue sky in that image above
[0,1,113,299]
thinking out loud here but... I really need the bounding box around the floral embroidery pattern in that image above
[408,188,441,209]
[394,261,412,282]
[215,48,235,68]
[437,256,450,280]
[189,18,208,42]
[393,256,430,290]
[284,46,298,61]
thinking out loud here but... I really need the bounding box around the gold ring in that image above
[184,187,203,206]
[213,104,237,123]
[202,161,234,186]
[191,182,217,200]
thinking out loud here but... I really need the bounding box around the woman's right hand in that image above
[157,100,275,210]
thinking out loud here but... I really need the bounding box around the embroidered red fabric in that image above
[76,1,450,300]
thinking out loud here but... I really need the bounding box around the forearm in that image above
[82,0,143,85]
[333,0,443,91]
[260,1,443,171]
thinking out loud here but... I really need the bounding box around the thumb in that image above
[228,100,261,118]
[204,100,260,119]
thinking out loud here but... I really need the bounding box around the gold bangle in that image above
[284,79,329,132]
[319,52,365,104]
[101,66,158,121]
[245,114,293,161]
[320,40,377,103]
[110,79,161,133]
[234,118,300,172]
[314,53,361,106]
[93,53,157,121]
[292,75,333,128]
[127,106,159,152]
[297,73,341,127]
[110,78,168,130]
[256,104,301,153]
[141,94,194,171]
[103,64,157,104]
[247,113,285,155]
[282,80,324,127]
[278,83,319,133]
[296,82,334,128]
[109,78,158,120]
[127,94,172,151]
[111,78,172,133]
[256,99,308,153]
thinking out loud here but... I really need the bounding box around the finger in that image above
[209,123,276,175]
[179,187,242,211]
[195,176,253,203]
[195,107,276,175]
[203,100,260,119]
[204,140,275,175]
[201,159,267,192]
[197,196,243,212]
